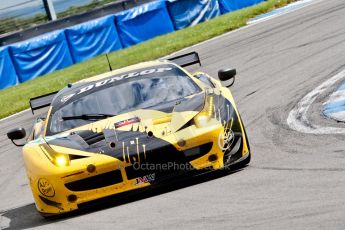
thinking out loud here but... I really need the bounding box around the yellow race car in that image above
[7,52,250,216]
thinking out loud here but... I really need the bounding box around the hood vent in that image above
[76,130,105,146]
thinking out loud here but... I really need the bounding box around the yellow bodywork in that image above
[22,61,250,215]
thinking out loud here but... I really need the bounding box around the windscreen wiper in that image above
[62,114,116,121]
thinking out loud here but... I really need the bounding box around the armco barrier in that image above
[219,0,265,14]
[0,0,267,90]
[167,0,221,30]
[10,30,73,83]
[115,1,175,48]
[65,15,122,63]
[0,0,155,47]
[0,47,19,89]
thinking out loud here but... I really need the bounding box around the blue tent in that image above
[0,47,19,89]
[167,0,221,30]
[10,30,73,83]
[115,1,175,48]
[65,15,122,63]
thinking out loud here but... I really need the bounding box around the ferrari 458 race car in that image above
[7,52,250,216]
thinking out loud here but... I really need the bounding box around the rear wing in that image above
[167,52,201,67]
[29,91,58,114]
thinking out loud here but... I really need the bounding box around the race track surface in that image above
[1,0,345,228]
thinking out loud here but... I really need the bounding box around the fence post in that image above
[42,0,57,21]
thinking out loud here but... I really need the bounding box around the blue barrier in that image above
[10,30,73,83]
[0,47,19,89]
[0,0,268,89]
[219,0,265,14]
[115,1,175,48]
[65,15,122,63]
[167,0,221,30]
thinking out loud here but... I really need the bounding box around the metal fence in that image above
[0,0,125,35]
[0,0,153,46]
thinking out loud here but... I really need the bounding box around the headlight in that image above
[194,113,211,127]
[40,144,70,167]
[54,154,70,167]
[193,95,214,128]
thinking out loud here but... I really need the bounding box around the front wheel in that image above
[235,121,251,167]
[234,151,251,168]
[223,118,251,169]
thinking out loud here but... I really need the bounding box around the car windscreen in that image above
[48,66,201,134]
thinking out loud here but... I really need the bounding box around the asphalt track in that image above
[1,0,345,229]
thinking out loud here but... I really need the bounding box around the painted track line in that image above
[287,69,345,134]
[323,83,345,122]
[248,0,317,24]
[325,110,345,122]
[324,89,345,105]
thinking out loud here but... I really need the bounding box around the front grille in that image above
[183,142,213,161]
[125,142,213,181]
[65,170,122,191]
[126,165,155,180]
[125,149,185,180]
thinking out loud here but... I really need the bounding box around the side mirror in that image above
[7,128,26,147]
[218,69,236,87]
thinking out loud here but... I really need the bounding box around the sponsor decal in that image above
[115,117,141,129]
[37,178,55,197]
[134,173,155,186]
[218,128,234,151]
[60,67,172,103]
[60,94,75,103]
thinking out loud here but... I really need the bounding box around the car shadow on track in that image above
[1,166,246,229]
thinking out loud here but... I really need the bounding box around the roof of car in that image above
[50,60,186,110]
[78,60,173,83]
[56,60,175,95]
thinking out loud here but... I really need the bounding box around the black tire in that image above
[238,117,251,164]
[38,211,62,219]
[233,151,251,168]
[231,116,251,168]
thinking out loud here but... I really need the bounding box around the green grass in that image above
[0,0,297,119]
[0,14,48,35]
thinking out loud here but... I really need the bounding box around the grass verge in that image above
[0,0,297,119]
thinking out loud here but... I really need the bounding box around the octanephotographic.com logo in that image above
[132,162,195,171]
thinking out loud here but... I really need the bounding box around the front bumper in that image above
[25,124,249,216]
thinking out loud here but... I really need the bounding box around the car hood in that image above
[44,92,207,161]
